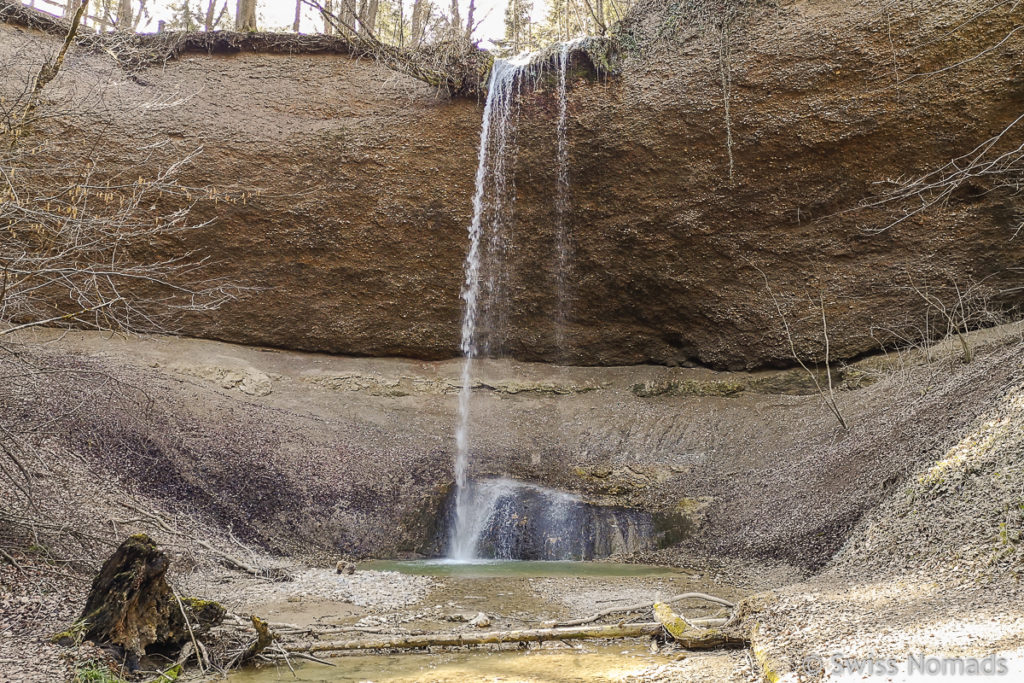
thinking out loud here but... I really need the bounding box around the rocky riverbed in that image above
[188,560,760,682]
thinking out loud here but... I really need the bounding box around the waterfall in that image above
[450,45,584,561]
[451,57,529,561]
[449,478,658,561]
[553,40,579,361]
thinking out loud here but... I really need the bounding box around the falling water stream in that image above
[225,40,704,683]
[449,46,651,562]
[451,56,529,561]
[553,40,580,357]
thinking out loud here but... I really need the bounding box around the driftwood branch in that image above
[114,501,285,580]
[216,593,748,670]
[0,547,22,571]
[548,592,735,628]
[230,616,276,667]
[653,602,748,649]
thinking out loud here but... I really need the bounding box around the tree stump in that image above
[55,534,224,665]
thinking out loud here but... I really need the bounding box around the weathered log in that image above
[653,603,748,649]
[286,622,665,654]
[52,535,224,663]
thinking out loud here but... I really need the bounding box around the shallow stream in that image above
[229,643,682,682]
[223,559,744,682]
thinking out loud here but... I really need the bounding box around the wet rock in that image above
[448,478,657,560]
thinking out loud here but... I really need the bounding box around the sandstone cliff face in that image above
[2,0,1022,368]
[503,0,1024,368]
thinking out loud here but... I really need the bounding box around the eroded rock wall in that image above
[2,0,1022,368]
[18,327,1023,568]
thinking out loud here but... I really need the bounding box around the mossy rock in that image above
[52,618,90,647]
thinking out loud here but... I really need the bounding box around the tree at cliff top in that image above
[0,1,239,497]
[495,0,635,53]
[501,0,532,52]
[234,0,254,29]
[160,0,231,31]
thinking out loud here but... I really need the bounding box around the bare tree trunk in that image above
[338,0,357,36]
[292,0,301,31]
[203,0,217,30]
[95,8,109,32]
[395,0,403,46]
[322,0,334,34]
[593,0,606,33]
[410,0,423,46]
[449,0,460,34]
[116,0,133,30]
[235,0,256,31]
[133,0,150,31]
[357,0,377,37]
[63,0,77,19]
[465,0,474,39]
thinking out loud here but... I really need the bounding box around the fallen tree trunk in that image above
[286,622,665,653]
[549,592,736,628]
[653,602,748,649]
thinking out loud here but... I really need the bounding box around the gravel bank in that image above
[747,359,1024,680]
